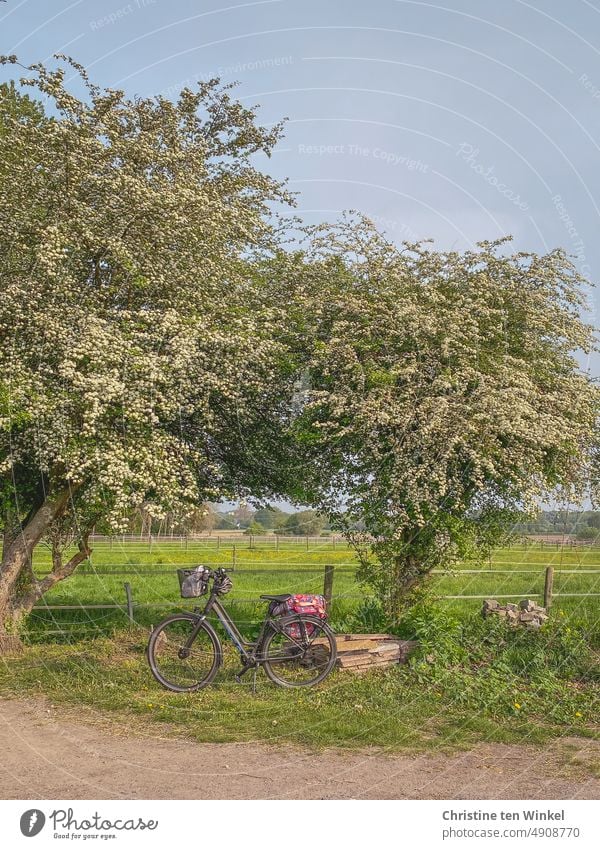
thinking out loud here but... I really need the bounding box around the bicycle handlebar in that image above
[199,566,233,578]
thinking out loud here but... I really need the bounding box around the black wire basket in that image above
[177,567,209,598]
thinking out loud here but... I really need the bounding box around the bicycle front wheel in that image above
[262,615,337,688]
[147,614,221,692]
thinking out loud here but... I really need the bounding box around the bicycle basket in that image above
[177,567,209,598]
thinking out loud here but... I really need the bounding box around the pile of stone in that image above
[324,634,418,672]
[482,598,549,629]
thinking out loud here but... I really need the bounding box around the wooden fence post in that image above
[323,564,335,606]
[124,582,134,626]
[544,566,554,609]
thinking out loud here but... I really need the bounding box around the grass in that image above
[23,539,600,645]
[1,611,598,753]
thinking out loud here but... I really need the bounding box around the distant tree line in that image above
[112,506,600,541]
[96,503,332,537]
[514,510,600,540]
[219,505,330,536]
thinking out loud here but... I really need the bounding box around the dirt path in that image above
[1,698,598,799]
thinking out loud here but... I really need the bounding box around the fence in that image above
[88,534,600,548]
[89,533,348,551]
[28,563,600,638]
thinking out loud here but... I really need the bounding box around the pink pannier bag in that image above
[269,593,328,638]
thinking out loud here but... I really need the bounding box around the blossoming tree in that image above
[0,57,297,635]
[279,219,600,619]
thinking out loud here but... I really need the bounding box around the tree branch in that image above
[12,528,93,614]
[40,532,92,592]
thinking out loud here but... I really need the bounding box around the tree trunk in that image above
[389,556,406,623]
[389,552,426,622]
[8,534,92,627]
[0,486,77,640]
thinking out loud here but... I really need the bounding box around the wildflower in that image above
[514,702,521,710]
[575,711,582,718]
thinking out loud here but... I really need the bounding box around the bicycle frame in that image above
[183,586,315,669]
[184,588,273,665]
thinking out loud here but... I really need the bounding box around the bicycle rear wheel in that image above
[261,615,337,688]
[147,614,221,692]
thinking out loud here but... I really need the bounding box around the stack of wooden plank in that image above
[321,634,418,673]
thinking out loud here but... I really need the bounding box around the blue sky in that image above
[2,0,600,350]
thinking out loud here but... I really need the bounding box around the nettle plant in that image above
[281,219,600,620]
[0,56,298,633]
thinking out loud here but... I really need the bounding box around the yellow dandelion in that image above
[514,702,521,710]
[575,711,582,718]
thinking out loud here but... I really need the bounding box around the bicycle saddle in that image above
[260,593,292,602]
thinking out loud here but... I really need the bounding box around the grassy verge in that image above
[2,607,598,753]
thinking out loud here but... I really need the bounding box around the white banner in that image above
[0,800,597,848]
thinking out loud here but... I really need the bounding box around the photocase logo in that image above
[19,809,46,837]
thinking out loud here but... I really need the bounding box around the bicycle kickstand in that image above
[251,667,257,695]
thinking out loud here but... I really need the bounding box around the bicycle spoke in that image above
[262,618,336,687]
[149,616,218,691]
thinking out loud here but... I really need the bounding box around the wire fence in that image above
[88,533,349,551]
[20,533,600,639]
[26,562,600,639]
[87,533,600,550]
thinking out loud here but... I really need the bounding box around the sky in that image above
[2,0,600,325]
[2,1,599,325]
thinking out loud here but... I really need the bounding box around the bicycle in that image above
[147,566,338,691]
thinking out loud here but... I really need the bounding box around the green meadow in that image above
[24,538,600,644]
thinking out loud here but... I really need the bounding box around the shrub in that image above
[243,522,266,536]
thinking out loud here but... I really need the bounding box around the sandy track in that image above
[1,698,598,800]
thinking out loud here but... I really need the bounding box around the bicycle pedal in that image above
[235,667,250,683]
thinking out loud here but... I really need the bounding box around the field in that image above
[25,536,600,644]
